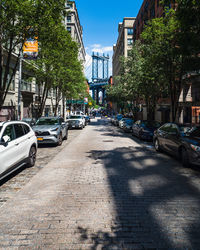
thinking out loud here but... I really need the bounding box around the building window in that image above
[67,26,71,34]
[127,39,133,46]
[67,15,71,23]
[127,28,133,35]
[66,3,73,9]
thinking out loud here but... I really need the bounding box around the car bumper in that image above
[36,135,59,144]
[140,132,154,140]
[68,124,83,129]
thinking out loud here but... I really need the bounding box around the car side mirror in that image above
[0,135,10,146]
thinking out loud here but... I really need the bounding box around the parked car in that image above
[113,114,123,126]
[74,111,84,116]
[67,115,85,129]
[111,115,116,124]
[153,123,200,167]
[119,118,127,129]
[84,115,90,124]
[132,120,161,140]
[0,121,37,180]
[22,117,36,127]
[123,119,134,133]
[32,117,68,146]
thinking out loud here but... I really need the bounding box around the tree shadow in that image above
[77,146,200,249]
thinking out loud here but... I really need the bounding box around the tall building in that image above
[112,18,136,85]
[131,0,200,124]
[65,1,86,63]
[133,0,176,41]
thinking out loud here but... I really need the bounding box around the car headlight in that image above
[51,128,59,132]
[190,144,200,152]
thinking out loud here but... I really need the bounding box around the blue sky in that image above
[75,0,142,80]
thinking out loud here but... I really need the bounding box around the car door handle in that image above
[15,142,19,146]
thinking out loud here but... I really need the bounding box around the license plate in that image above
[37,137,43,141]
[72,125,75,128]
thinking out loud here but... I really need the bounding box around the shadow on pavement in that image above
[79,146,200,249]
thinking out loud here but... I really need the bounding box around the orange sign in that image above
[23,37,38,59]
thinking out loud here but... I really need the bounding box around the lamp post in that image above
[17,52,22,120]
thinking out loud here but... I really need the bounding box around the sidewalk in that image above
[0,118,200,249]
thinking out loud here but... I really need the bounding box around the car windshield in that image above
[126,119,133,125]
[69,116,82,119]
[187,127,200,137]
[143,121,161,128]
[22,118,31,121]
[36,118,59,125]
[179,126,191,134]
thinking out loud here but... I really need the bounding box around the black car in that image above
[132,120,161,140]
[22,118,36,127]
[153,123,200,167]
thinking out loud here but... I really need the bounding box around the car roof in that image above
[38,116,61,119]
[0,120,30,126]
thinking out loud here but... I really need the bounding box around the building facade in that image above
[112,18,136,85]
[0,1,86,121]
[65,1,86,63]
[131,0,200,124]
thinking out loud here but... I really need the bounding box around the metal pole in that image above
[17,53,22,120]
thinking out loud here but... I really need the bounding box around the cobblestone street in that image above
[0,129,82,208]
[0,118,200,249]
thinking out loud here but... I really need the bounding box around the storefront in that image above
[192,106,200,124]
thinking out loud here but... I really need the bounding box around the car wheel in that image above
[57,133,63,146]
[181,147,190,168]
[27,146,36,167]
[138,131,143,140]
[154,138,161,152]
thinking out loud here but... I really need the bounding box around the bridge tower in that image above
[90,52,110,105]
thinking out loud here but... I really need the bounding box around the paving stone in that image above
[0,119,200,249]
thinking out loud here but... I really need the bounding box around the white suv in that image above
[0,121,37,180]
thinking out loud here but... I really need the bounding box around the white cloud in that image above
[91,45,113,54]
[91,44,101,48]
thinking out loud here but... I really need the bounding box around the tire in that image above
[27,146,36,167]
[154,138,161,152]
[57,133,63,146]
[181,147,190,168]
[138,131,142,140]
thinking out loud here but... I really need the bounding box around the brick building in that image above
[132,0,200,124]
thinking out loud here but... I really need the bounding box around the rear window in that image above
[69,116,81,119]
[14,124,25,138]
[143,121,161,128]
[23,124,30,134]
[36,118,59,125]
[188,127,200,137]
